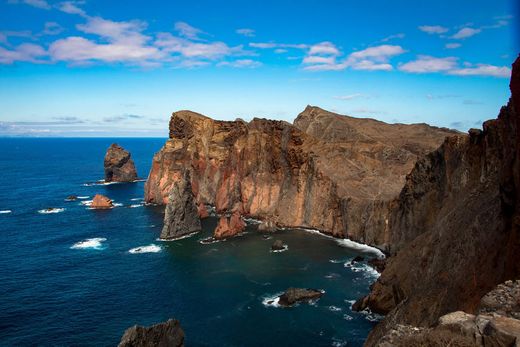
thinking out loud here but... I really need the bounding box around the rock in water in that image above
[160,170,201,240]
[271,240,286,251]
[104,143,138,182]
[118,318,185,347]
[278,288,324,307]
[214,211,245,239]
[91,194,113,209]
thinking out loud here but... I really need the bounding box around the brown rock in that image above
[278,288,323,307]
[104,143,138,182]
[197,202,209,219]
[214,211,245,239]
[91,194,113,209]
[118,318,184,347]
[271,239,286,251]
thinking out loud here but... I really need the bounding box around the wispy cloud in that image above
[334,93,363,100]
[445,43,461,49]
[418,25,449,34]
[451,27,481,39]
[7,0,51,10]
[102,114,144,122]
[0,43,47,64]
[399,56,511,78]
[236,28,255,37]
[217,59,262,68]
[449,64,511,78]
[174,21,205,41]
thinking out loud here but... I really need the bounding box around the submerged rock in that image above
[161,170,201,240]
[278,288,323,307]
[271,240,286,251]
[118,318,185,347]
[91,194,113,209]
[104,143,138,182]
[65,195,77,201]
[350,256,365,263]
[214,211,245,239]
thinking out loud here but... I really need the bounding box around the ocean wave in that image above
[342,314,353,321]
[130,198,143,201]
[324,272,341,279]
[335,239,385,259]
[157,231,200,242]
[71,237,107,250]
[328,259,345,264]
[332,338,348,347]
[270,245,288,253]
[261,292,283,308]
[344,299,356,308]
[128,204,143,208]
[243,217,261,224]
[77,196,90,199]
[128,244,162,254]
[359,308,384,322]
[80,200,93,206]
[328,305,342,312]
[0,210,12,214]
[38,208,65,214]
[199,236,224,245]
[344,262,380,280]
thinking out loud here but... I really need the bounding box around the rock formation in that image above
[278,288,324,307]
[118,318,185,347]
[91,194,113,209]
[359,55,520,346]
[271,239,286,251]
[104,144,138,182]
[145,106,455,242]
[160,170,202,240]
[214,211,245,239]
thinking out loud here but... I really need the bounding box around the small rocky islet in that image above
[67,57,520,345]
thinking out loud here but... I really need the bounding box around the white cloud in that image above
[350,60,393,71]
[217,59,262,68]
[174,22,205,41]
[334,94,362,100]
[155,33,235,59]
[236,28,255,37]
[348,45,405,61]
[399,56,458,73]
[57,1,86,16]
[7,0,51,9]
[449,64,511,78]
[0,43,47,64]
[308,41,340,56]
[302,55,336,65]
[274,48,287,54]
[451,27,481,39]
[249,42,308,50]
[418,25,449,34]
[445,43,461,49]
[379,33,405,42]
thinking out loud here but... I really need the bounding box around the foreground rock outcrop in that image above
[214,211,245,239]
[278,288,324,307]
[361,55,520,346]
[145,105,455,242]
[90,194,113,209]
[118,318,184,347]
[104,144,138,182]
[160,170,202,240]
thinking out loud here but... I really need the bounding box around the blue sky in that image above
[0,0,518,137]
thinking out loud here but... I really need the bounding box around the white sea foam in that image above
[80,200,93,206]
[130,198,143,201]
[157,231,200,242]
[328,259,344,264]
[71,237,107,250]
[324,273,341,279]
[360,309,384,322]
[129,204,143,208]
[328,305,342,312]
[345,299,356,308]
[0,210,12,214]
[113,203,123,207]
[77,196,90,199]
[199,237,224,245]
[335,239,385,259]
[344,262,380,280]
[128,244,162,254]
[38,208,65,214]
[243,217,261,224]
[270,245,289,253]
[332,338,348,347]
[261,292,283,308]
[342,314,353,321]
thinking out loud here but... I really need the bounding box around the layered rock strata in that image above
[160,170,202,240]
[104,143,138,182]
[145,107,455,243]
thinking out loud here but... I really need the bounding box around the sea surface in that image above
[0,138,382,347]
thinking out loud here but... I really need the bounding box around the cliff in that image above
[361,55,520,346]
[145,107,455,243]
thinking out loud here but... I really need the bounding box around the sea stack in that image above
[160,170,202,239]
[118,319,185,347]
[104,143,138,182]
[214,211,245,239]
[90,194,113,209]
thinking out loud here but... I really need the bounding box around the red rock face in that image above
[214,212,245,239]
[144,109,454,242]
[91,194,113,209]
[362,55,520,346]
[104,144,138,182]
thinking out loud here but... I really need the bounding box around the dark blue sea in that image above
[0,138,381,347]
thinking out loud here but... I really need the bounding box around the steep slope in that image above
[145,107,454,243]
[361,55,520,346]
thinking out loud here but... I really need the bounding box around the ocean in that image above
[0,138,381,346]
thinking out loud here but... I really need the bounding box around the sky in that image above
[0,0,518,137]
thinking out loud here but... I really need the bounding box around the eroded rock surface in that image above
[104,143,138,182]
[145,107,454,242]
[118,318,185,347]
[214,211,245,239]
[161,170,201,240]
[278,288,323,307]
[90,194,113,209]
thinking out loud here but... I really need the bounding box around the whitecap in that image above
[80,200,93,206]
[130,198,143,201]
[360,309,384,322]
[328,259,344,264]
[335,239,385,259]
[129,204,143,208]
[332,338,348,347]
[345,299,356,308]
[328,305,342,312]
[128,244,162,254]
[77,196,90,199]
[324,273,340,279]
[344,262,380,280]
[71,237,107,250]
[270,245,289,253]
[243,217,261,224]
[0,210,12,214]
[157,231,200,242]
[112,203,123,207]
[199,236,224,245]
[261,292,283,308]
[38,208,65,214]
[342,314,354,321]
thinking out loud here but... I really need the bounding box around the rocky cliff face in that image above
[118,319,185,347]
[361,55,520,346]
[160,170,202,240]
[104,144,138,182]
[145,107,454,243]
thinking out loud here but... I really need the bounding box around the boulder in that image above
[91,194,113,209]
[118,318,184,347]
[161,170,201,240]
[104,143,138,182]
[214,211,245,239]
[278,288,323,307]
[271,240,286,251]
